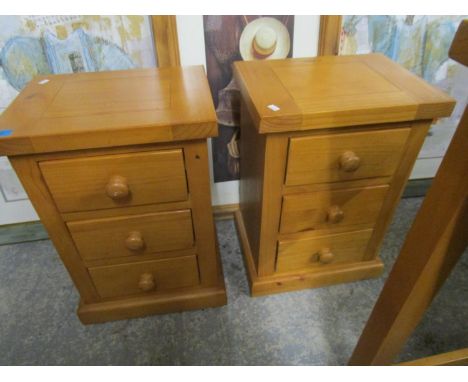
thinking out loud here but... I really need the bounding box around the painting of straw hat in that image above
[239,17,291,61]
[203,15,294,182]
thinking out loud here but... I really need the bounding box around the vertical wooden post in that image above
[318,16,342,56]
[349,20,468,365]
[151,15,181,67]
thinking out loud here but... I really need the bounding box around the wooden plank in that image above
[257,134,289,276]
[239,100,267,269]
[84,247,197,268]
[251,260,383,297]
[88,255,200,299]
[362,54,455,120]
[233,60,302,133]
[183,140,222,287]
[349,106,468,365]
[61,199,191,222]
[0,66,217,156]
[78,284,227,324]
[282,176,392,195]
[0,74,66,155]
[280,185,388,234]
[39,149,188,213]
[9,156,100,303]
[67,210,194,261]
[448,19,468,67]
[285,127,411,186]
[151,15,181,68]
[235,209,383,296]
[232,55,455,134]
[398,348,468,366]
[277,229,373,273]
[363,121,432,261]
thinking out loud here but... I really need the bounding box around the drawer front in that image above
[276,229,373,273]
[280,185,389,234]
[89,255,200,299]
[285,127,410,186]
[40,149,188,213]
[68,209,194,262]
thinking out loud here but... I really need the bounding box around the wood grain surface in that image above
[0,66,217,155]
[233,54,455,133]
[39,149,188,213]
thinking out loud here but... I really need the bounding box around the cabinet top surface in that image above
[0,66,217,156]
[233,54,455,133]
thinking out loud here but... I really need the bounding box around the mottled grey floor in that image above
[0,197,466,365]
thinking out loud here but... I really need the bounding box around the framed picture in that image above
[0,15,180,224]
[319,15,468,179]
[203,16,295,183]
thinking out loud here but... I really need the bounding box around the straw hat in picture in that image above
[239,17,291,60]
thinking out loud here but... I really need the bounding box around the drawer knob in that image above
[138,273,156,292]
[327,205,344,223]
[340,151,361,172]
[318,248,334,264]
[125,231,145,251]
[105,175,129,200]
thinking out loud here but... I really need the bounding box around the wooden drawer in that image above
[276,229,373,273]
[88,255,200,299]
[68,209,194,262]
[40,149,188,213]
[280,185,388,234]
[285,127,410,186]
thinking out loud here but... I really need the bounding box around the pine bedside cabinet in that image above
[0,66,227,323]
[233,54,455,296]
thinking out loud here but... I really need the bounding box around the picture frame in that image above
[318,15,342,55]
[151,15,181,67]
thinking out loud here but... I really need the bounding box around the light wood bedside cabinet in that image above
[233,54,455,296]
[0,66,227,323]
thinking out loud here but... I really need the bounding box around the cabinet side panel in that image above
[258,134,290,276]
[9,155,100,303]
[239,101,266,270]
[184,140,222,287]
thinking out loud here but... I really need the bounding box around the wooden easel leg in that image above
[350,21,468,366]
[349,108,468,365]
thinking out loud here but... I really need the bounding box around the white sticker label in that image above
[267,104,280,112]
[38,79,50,85]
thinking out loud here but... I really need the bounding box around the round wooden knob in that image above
[327,205,344,223]
[125,231,145,251]
[138,273,155,292]
[339,151,361,172]
[105,175,129,200]
[318,248,334,264]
